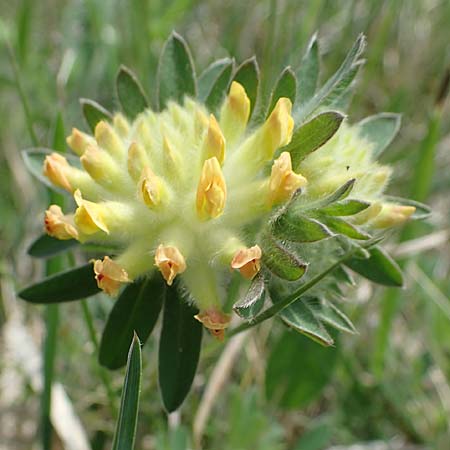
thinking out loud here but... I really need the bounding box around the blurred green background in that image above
[1,0,449,449]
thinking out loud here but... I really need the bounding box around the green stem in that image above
[81,299,119,419]
[228,247,357,337]
[5,39,39,146]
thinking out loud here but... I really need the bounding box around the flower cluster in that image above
[42,81,414,339]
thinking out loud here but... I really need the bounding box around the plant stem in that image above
[228,248,357,337]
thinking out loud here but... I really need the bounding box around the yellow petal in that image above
[154,244,186,286]
[138,166,161,208]
[66,128,94,156]
[219,81,250,144]
[371,204,416,228]
[203,114,226,164]
[196,157,227,220]
[80,144,117,182]
[113,113,130,137]
[194,309,232,341]
[259,97,294,159]
[231,245,262,279]
[93,256,130,296]
[44,205,79,240]
[268,152,307,205]
[43,153,72,192]
[74,189,109,235]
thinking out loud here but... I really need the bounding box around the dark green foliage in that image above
[233,273,266,320]
[80,98,112,132]
[116,66,149,119]
[28,234,78,258]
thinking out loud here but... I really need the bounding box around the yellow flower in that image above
[44,205,78,240]
[93,256,130,296]
[43,153,73,192]
[154,245,187,286]
[196,157,227,220]
[138,166,162,208]
[231,245,262,280]
[203,114,225,164]
[371,204,416,228]
[194,309,232,341]
[268,152,307,206]
[66,128,95,156]
[74,189,109,235]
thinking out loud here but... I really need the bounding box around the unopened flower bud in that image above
[371,204,416,228]
[127,142,150,181]
[113,113,130,137]
[93,256,130,296]
[194,309,232,341]
[196,157,227,220]
[43,153,73,192]
[66,128,94,156]
[44,205,78,240]
[154,244,186,286]
[80,144,118,183]
[74,189,109,235]
[203,114,225,164]
[220,81,250,144]
[231,245,262,279]
[268,152,307,205]
[95,121,124,158]
[138,166,161,208]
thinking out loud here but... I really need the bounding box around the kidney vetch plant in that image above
[18,32,430,413]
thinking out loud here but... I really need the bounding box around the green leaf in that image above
[28,234,78,258]
[267,66,297,116]
[278,298,333,346]
[272,212,333,243]
[307,297,356,334]
[320,216,371,240]
[266,331,338,409]
[296,33,319,104]
[284,111,345,170]
[358,113,401,158]
[18,263,100,303]
[320,199,371,216]
[116,65,149,119]
[111,334,142,450]
[198,58,234,112]
[80,98,112,132]
[233,273,266,320]
[157,32,197,110]
[383,195,431,220]
[99,275,165,370]
[22,148,79,194]
[296,34,366,121]
[232,56,259,119]
[345,245,404,287]
[317,179,356,205]
[159,284,203,412]
[261,235,308,281]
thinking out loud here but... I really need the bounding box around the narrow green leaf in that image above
[261,235,308,281]
[198,58,233,101]
[157,32,197,110]
[80,98,112,132]
[159,284,203,412]
[320,199,370,216]
[296,33,319,104]
[266,331,338,409]
[345,245,404,287]
[278,298,333,346]
[99,274,165,370]
[318,179,356,205]
[267,66,297,116]
[18,263,100,303]
[321,216,371,240]
[307,297,356,334]
[383,195,431,220]
[321,64,360,109]
[205,63,233,113]
[116,65,149,119]
[232,56,259,118]
[111,334,142,450]
[272,212,333,243]
[233,273,266,320]
[28,234,78,258]
[358,113,401,158]
[22,149,80,194]
[296,34,366,121]
[284,111,345,170]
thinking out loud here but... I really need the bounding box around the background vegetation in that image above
[1,0,449,449]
